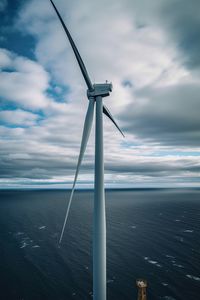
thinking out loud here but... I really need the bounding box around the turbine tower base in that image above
[136,279,147,300]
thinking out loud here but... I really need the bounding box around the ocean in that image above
[0,189,200,300]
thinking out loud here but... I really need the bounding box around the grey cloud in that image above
[105,159,200,176]
[0,123,94,180]
[0,152,93,180]
[1,116,199,182]
[125,0,200,70]
[122,82,200,146]
[0,0,7,12]
[1,140,199,181]
[160,0,200,70]
[0,151,78,179]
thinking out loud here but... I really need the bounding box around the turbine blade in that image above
[59,99,95,244]
[103,105,125,137]
[50,0,93,91]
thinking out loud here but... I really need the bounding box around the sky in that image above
[0,0,200,189]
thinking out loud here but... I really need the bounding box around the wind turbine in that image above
[49,1,124,299]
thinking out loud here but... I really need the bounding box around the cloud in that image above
[0,48,12,66]
[122,82,200,146]
[124,0,200,71]
[105,156,200,177]
[160,0,200,70]
[0,48,50,110]
[17,0,181,110]
[0,0,7,12]
[0,0,199,188]
[1,120,200,187]
[0,109,39,126]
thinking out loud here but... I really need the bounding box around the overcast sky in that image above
[0,0,200,188]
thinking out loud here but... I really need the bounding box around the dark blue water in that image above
[0,189,200,300]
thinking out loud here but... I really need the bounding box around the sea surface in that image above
[0,189,200,300]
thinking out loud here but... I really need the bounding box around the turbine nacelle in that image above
[87,83,112,98]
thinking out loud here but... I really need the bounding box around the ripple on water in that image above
[20,242,28,249]
[38,226,46,230]
[15,232,24,236]
[174,236,184,242]
[165,254,175,259]
[173,263,184,268]
[161,282,169,286]
[162,297,176,300]
[144,257,162,268]
[131,225,137,229]
[107,279,114,284]
[186,274,200,281]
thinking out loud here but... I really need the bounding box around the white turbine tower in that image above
[50,1,124,299]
